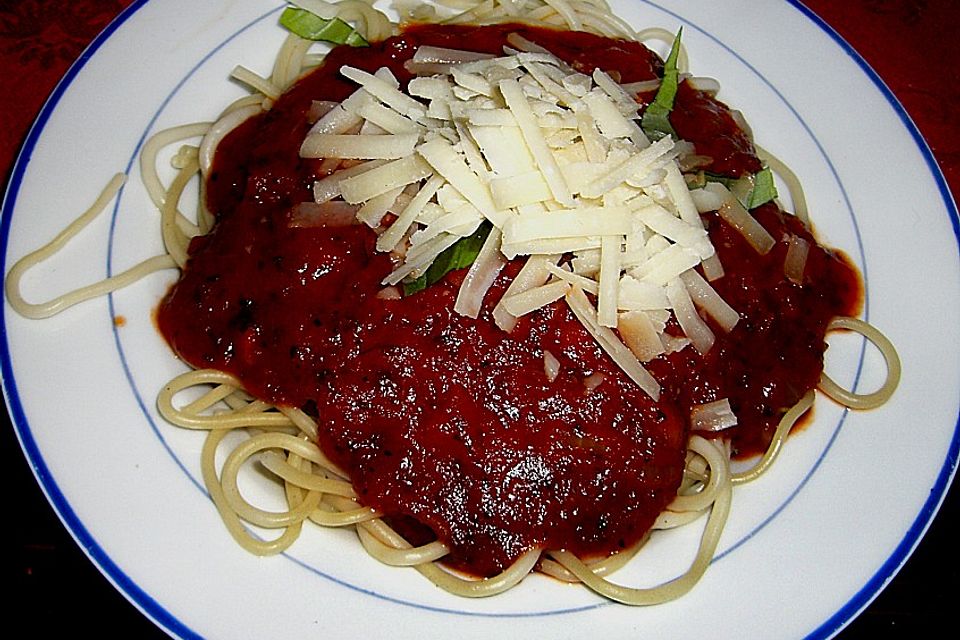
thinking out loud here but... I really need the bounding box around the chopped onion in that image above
[784,234,810,284]
[307,100,339,123]
[690,398,738,432]
[376,286,402,300]
[583,372,605,393]
[543,349,561,382]
[289,201,360,228]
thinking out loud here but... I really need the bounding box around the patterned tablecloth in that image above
[1,1,956,636]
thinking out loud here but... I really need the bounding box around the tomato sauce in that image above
[647,204,861,456]
[156,24,860,576]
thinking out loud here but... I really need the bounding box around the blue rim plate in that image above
[2,1,957,637]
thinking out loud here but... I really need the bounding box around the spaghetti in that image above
[5,0,900,604]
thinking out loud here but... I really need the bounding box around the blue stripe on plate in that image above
[0,2,200,637]
[2,0,957,637]
[784,3,960,638]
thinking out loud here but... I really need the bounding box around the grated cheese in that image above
[690,398,738,432]
[300,133,419,160]
[566,287,661,400]
[679,269,739,332]
[666,277,715,354]
[493,254,561,331]
[597,234,622,327]
[490,171,553,209]
[502,279,571,317]
[713,183,776,254]
[499,77,575,206]
[339,155,433,203]
[340,65,427,122]
[454,226,507,318]
[618,310,667,362]
[416,137,502,224]
[298,39,760,400]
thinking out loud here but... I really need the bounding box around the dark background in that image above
[2,0,957,637]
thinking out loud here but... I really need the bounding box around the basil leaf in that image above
[403,222,493,296]
[641,28,682,141]
[702,167,778,210]
[279,7,369,47]
[702,172,735,189]
[402,273,429,296]
[746,166,778,209]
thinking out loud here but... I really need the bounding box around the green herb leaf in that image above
[746,166,778,209]
[702,172,735,190]
[279,7,369,47]
[402,273,429,296]
[403,222,493,296]
[641,27,682,141]
[703,167,778,210]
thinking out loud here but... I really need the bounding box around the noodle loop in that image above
[820,316,901,410]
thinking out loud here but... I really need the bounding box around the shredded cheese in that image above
[298,40,758,400]
[690,398,738,432]
[454,226,507,318]
[300,133,419,159]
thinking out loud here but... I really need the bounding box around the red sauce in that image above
[156,24,860,576]
[669,81,762,177]
[647,204,861,456]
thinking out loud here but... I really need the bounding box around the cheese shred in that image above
[300,36,759,400]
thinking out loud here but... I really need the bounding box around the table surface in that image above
[1,1,957,637]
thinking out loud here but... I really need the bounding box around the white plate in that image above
[2,1,958,638]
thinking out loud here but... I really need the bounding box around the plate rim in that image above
[0,3,198,636]
[1,1,957,638]
[785,1,960,635]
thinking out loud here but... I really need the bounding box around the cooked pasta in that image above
[4,0,899,604]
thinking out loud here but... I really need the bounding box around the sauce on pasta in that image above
[156,23,860,576]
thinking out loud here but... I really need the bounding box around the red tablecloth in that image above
[2,1,957,636]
